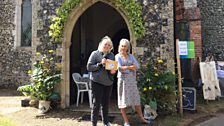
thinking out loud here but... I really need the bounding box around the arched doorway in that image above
[62,0,136,108]
[70,2,129,105]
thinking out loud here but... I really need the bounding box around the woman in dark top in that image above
[87,36,116,126]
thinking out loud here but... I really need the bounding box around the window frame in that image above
[14,0,33,50]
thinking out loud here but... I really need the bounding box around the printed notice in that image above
[179,41,195,59]
[179,41,188,55]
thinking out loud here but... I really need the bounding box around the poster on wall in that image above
[178,41,195,59]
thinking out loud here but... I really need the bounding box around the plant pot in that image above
[21,98,30,107]
[38,100,51,114]
[29,99,39,108]
[143,104,158,120]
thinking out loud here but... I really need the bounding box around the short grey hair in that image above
[118,38,130,53]
[97,36,114,53]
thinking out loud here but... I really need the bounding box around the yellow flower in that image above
[153,67,157,70]
[48,50,55,53]
[40,61,44,64]
[143,87,147,91]
[157,59,163,63]
[36,52,41,55]
[33,62,37,65]
[146,78,151,82]
[27,70,32,75]
[149,86,152,90]
[172,72,175,75]
[154,73,159,76]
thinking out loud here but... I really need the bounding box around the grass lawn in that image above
[0,115,18,126]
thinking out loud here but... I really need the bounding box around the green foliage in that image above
[49,0,81,43]
[17,84,33,97]
[115,0,145,38]
[18,50,62,101]
[138,56,177,115]
[49,17,63,43]
[49,0,145,43]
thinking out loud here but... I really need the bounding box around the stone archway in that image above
[61,0,137,108]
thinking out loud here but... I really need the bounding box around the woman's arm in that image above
[115,54,129,72]
[87,51,101,72]
[128,54,140,71]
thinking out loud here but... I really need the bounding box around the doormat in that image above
[78,114,115,122]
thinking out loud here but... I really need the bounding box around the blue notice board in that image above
[182,87,196,110]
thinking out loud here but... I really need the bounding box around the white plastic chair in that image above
[72,73,92,107]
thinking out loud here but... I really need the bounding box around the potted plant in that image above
[18,50,61,113]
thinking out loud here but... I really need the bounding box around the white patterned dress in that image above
[116,54,141,108]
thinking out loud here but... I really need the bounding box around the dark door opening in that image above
[176,22,193,87]
[69,2,129,105]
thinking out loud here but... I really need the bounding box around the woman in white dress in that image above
[115,39,150,126]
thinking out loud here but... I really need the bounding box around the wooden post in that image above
[176,39,183,116]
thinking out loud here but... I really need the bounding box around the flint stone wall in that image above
[0,0,174,88]
[198,0,224,60]
[138,0,174,70]
[0,0,31,88]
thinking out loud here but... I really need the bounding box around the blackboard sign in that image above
[182,87,196,110]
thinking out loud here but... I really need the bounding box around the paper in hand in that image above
[105,60,118,70]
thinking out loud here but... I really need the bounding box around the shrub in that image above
[138,56,177,115]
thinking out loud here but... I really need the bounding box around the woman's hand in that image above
[101,58,107,65]
[120,65,136,72]
[120,66,129,72]
[128,65,136,71]
[110,70,116,74]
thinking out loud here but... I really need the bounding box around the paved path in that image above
[0,96,28,114]
[0,89,148,126]
[196,114,224,126]
[3,89,224,126]
[0,89,30,114]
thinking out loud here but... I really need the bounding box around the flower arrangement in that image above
[18,50,61,101]
[138,56,177,115]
